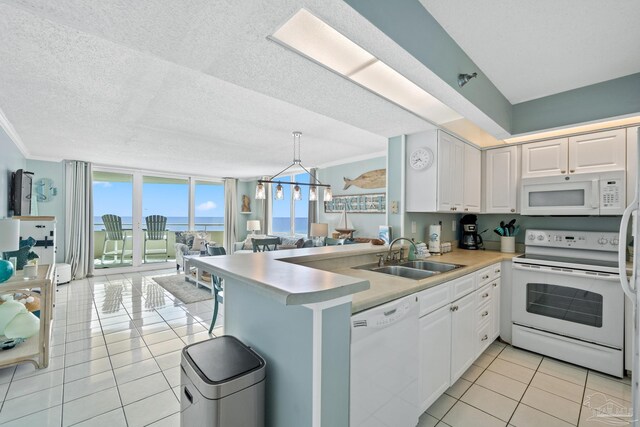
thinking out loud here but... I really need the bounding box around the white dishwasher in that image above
[350,294,419,427]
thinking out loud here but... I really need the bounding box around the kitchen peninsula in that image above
[190,244,516,427]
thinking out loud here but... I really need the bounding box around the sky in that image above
[93,173,310,222]
[93,180,225,219]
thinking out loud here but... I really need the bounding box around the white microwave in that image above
[520,171,625,216]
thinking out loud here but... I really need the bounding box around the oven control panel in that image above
[525,229,619,250]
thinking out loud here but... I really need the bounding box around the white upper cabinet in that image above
[627,127,639,204]
[521,129,626,179]
[521,138,568,178]
[483,146,519,213]
[406,130,476,213]
[463,144,481,213]
[568,129,626,174]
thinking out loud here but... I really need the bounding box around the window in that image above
[142,176,189,231]
[271,172,310,236]
[194,180,225,232]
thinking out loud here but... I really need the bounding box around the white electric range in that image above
[512,229,624,377]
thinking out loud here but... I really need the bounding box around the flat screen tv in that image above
[10,169,34,216]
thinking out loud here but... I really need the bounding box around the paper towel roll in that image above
[428,224,441,254]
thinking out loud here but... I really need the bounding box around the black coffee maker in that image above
[460,214,483,250]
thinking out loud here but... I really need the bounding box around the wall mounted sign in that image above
[343,169,386,190]
[324,193,386,214]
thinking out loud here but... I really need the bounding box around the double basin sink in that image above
[354,260,464,280]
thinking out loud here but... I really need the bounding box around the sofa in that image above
[233,235,315,254]
[174,231,213,270]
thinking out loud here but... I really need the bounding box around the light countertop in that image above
[338,250,520,313]
[189,244,522,311]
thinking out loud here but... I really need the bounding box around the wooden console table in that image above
[0,264,55,369]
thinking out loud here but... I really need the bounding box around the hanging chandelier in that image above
[255,132,332,202]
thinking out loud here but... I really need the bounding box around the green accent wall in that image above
[344,0,512,132]
[26,159,66,262]
[512,73,640,135]
[321,303,351,427]
[343,1,640,136]
[0,127,26,216]
[317,156,387,237]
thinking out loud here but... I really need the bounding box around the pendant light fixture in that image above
[255,132,332,202]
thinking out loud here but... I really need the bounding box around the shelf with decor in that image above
[0,264,55,369]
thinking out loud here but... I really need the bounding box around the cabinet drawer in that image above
[418,284,451,317]
[450,273,476,301]
[476,283,492,306]
[490,263,502,279]
[476,267,493,287]
[476,305,491,325]
[477,322,492,356]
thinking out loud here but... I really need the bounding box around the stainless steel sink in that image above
[370,266,438,280]
[400,260,463,273]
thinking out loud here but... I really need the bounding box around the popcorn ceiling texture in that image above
[0,0,430,177]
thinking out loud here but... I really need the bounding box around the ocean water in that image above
[94,216,308,234]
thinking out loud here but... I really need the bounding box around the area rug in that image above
[151,274,213,304]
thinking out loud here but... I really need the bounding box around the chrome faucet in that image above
[388,237,418,263]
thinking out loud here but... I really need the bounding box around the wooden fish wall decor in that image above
[343,169,386,190]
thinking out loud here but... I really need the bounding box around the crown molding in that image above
[0,107,29,158]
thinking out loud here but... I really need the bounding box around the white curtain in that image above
[64,160,94,279]
[224,178,238,254]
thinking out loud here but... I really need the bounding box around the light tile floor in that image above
[0,268,222,426]
[421,341,634,427]
[0,269,634,427]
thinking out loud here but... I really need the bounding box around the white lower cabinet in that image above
[419,305,452,411]
[450,292,477,380]
[418,263,503,412]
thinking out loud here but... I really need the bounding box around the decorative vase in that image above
[0,260,14,283]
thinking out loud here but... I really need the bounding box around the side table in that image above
[0,264,55,369]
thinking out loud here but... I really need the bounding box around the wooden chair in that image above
[144,215,168,262]
[251,237,280,252]
[101,214,131,264]
[207,246,227,333]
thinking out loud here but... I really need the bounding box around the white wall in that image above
[0,127,26,216]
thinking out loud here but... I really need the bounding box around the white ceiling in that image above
[0,0,444,178]
[421,0,640,104]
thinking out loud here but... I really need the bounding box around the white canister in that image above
[23,265,38,280]
[428,224,441,254]
[500,236,516,253]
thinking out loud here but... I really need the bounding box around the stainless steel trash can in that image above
[180,335,266,426]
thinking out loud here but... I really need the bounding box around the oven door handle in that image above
[512,263,619,281]
[618,200,637,301]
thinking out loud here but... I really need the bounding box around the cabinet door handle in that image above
[482,275,489,280]
[464,208,468,211]
[570,169,575,173]
[495,269,501,273]
[481,334,489,341]
[450,305,459,312]
[482,293,489,298]
[510,208,515,213]
[481,311,489,317]
[492,283,498,287]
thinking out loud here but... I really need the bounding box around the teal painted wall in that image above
[321,302,351,427]
[224,278,314,427]
[26,159,66,262]
[318,156,387,238]
[344,0,512,133]
[236,180,262,242]
[477,214,622,246]
[0,127,26,217]
[344,1,640,136]
[512,73,640,135]
[387,136,404,237]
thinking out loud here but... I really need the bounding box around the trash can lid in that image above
[183,335,264,385]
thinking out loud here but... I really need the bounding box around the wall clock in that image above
[409,147,434,170]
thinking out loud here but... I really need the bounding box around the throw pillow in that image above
[302,239,314,248]
[295,238,305,248]
[243,234,267,250]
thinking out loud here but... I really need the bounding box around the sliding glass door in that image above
[93,172,133,269]
[92,169,224,271]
